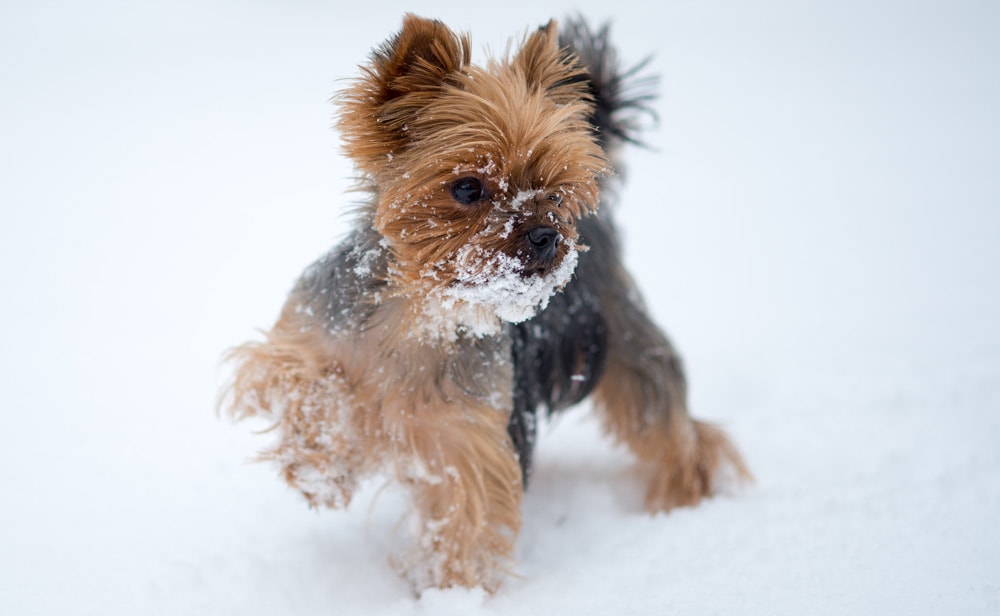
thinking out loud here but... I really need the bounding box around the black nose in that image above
[525,226,560,265]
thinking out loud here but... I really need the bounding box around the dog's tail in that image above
[558,17,658,164]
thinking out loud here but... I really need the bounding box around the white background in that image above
[2,1,998,614]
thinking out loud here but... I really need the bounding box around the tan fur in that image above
[597,370,753,511]
[591,279,752,511]
[337,16,605,298]
[224,285,522,588]
[222,13,749,594]
[383,378,522,591]
[254,15,593,588]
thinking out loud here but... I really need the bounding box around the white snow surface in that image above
[2,1,999,614]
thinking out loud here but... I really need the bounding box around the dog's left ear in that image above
[513,20,589,105]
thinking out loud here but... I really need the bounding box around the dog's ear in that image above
[513,20,588,106]
[339,14,470,172]
[371,14,470,99]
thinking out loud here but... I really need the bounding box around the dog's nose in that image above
[525,226,560,265]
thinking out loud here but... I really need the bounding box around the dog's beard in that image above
[417,242,579,339]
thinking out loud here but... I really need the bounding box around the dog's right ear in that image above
[371,14,470,100]
[339,14,470,174]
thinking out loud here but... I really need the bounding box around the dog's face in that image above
[338,15,607,327]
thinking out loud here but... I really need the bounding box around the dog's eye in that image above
[450,177,485,205]
[546,193,563,205]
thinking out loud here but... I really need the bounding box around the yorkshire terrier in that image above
[223,14,750,592]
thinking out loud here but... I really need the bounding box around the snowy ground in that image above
[2,1,998,614]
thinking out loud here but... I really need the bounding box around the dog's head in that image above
[338,15,607,330]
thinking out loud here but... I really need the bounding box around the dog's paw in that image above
[643,420,752,513]
[280,458,359,509]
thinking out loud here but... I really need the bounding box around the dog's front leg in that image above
[383,391,523,593]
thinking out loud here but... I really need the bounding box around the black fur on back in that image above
[508,17,658,485]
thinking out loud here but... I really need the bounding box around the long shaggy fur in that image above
[222,14,749,593]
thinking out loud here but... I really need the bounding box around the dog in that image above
[223,14,750,592]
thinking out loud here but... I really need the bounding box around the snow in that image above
[2,0,999,614]
[433,241,578,333]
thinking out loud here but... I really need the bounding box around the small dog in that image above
[224,15,749,592]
